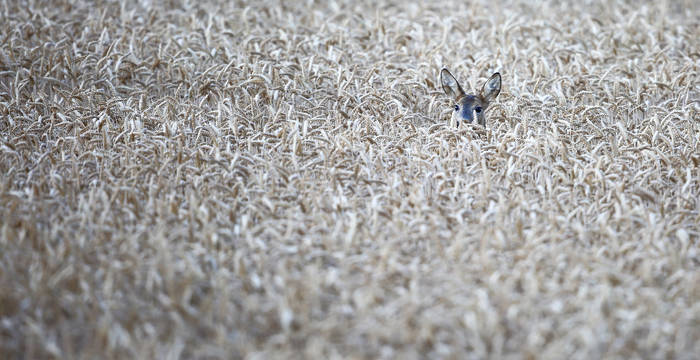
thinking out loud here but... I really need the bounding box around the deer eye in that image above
[454,105,459,111]
[475,106,483,113]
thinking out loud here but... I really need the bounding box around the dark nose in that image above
[460,109,474,124]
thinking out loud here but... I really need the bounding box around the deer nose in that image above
[460,108,474,123]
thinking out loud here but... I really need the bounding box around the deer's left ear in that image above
[440,68,465,99]
[481,72,501,103]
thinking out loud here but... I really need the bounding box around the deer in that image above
[440,68,501,127]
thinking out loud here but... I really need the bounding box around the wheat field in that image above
[1,0,699,358]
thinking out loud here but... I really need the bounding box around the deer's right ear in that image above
[440,68,463,99]
[481,72,501,103]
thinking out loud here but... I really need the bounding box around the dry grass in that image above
[1,0,699,358]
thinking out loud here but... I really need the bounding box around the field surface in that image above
[1,0,699,358]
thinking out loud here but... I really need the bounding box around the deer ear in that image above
[481,72,501,103]
[440,68,464,99]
